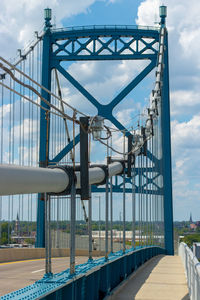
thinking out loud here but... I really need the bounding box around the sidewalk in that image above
[107,255,189,300]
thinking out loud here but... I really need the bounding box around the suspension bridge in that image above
[0,5,194,300]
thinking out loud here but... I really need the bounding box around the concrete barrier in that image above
[0,248,105,263]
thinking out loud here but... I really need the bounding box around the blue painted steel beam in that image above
[107,60,156,109]
[2,246,165,300]
[51,27,159,61]
[52,54,157,61]
[50,134,80,163]
[161,31,174,255]
[51,26,159,41]
[51,59,156,143]
[91,185,162,195]
[36,25,161,248]
[54,63,101,110]
[36,28,52,248]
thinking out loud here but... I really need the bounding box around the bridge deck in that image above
[0,256,92,296]
[108,255,189,300]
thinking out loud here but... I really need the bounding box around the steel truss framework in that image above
[37,24,173,255]
[48,26,160,195]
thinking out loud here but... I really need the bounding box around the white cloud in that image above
[137,0,200,220]
[1,0,199,221]
[171,115,200,151]
[171,115,200,220]
[0,0,101,59]
[116,108,136,127]
[66,60,148,104]
[171,90,200,117]
[136,0,200,77]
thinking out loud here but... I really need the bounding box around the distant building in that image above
[190,223,197,231]
[14,213,20,236]
[189,213,193,223]
[196,221,200,227]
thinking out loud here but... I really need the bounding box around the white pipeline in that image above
[0,162,123,196]
[0,164,69,196]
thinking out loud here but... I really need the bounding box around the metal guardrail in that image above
[2,246,165,299]
[52,24,160,33]
[179,242,200,300]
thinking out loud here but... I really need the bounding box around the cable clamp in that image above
[48,165,77,195]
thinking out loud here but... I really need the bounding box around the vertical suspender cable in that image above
[150,138,152,245]
[19,61,22,234]
[45,193,52,275]
[146,151,148,246]
[141,153,144,246]
[110,136,113,253]
[11,71,15,229]
[99,196,101,252]
[28,53,31,236]
[139,155,141,247]
[122,132,126,253]
[132,161,135,248]
[0,77,3,241]
[8,76,12,243]
[156,120,159,245]
[30,49,35,236]
[70,175,76,274]
[56,196,59,248]
[155,127,156,246]
[152,135,155,245]
[110,177,113,252]
[105,176,109,259]
[88,131,93,261]
[22,59,25,223]
[88,185,92,260]
[48,195,52,273]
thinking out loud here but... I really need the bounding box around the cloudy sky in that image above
[0,0,200,221]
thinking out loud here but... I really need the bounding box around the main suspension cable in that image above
[0,63,80,124]
[0,56,87,117]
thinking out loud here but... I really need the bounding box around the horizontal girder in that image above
[51,26,159,61]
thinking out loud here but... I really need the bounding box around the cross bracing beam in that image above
[51,26,159,61]
[49,54,157,164]
[92,171,163,195]
[50,58,156,144]
[91,186,163,195]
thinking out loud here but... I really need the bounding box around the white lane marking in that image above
[31,269,45,274]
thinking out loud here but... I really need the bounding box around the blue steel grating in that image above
[1,247,165,300]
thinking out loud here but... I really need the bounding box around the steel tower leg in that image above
[161,30,174,255]
[36,26,52,248]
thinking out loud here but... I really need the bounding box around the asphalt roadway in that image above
[0,256,90,296]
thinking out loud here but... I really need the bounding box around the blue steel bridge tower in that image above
[36,6,174,255]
